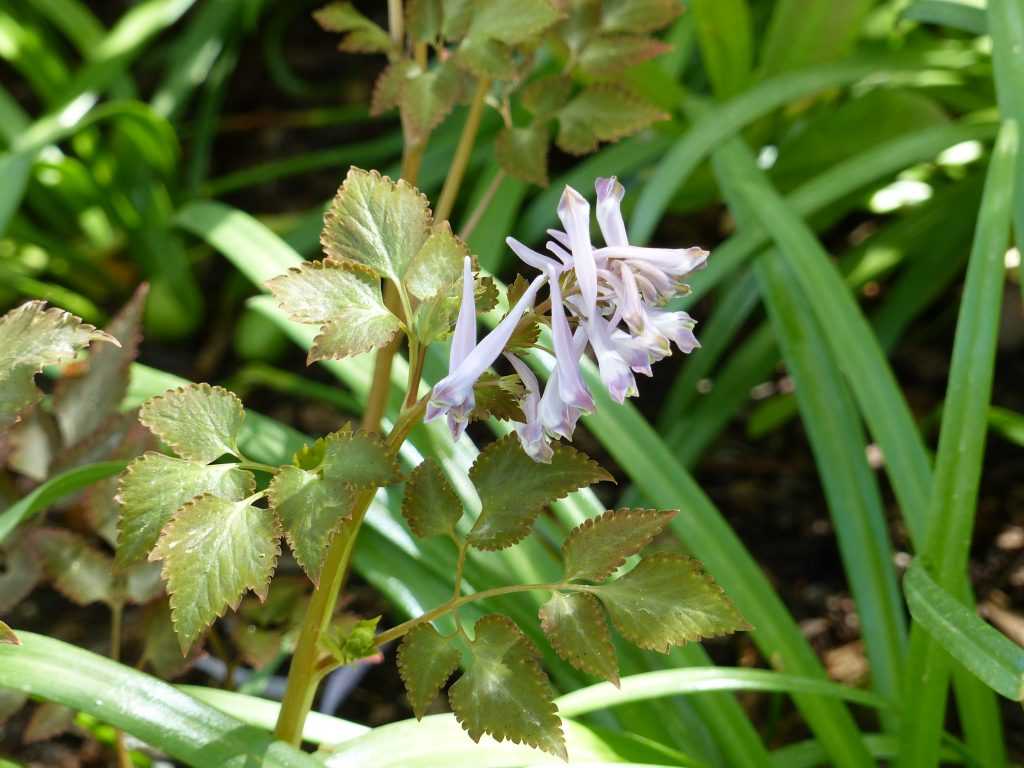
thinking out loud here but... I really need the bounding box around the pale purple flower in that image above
[546,267,594,413]
[505,353,553,462]
[557,186,598,317]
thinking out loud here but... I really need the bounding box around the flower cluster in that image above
[427,178,708,461]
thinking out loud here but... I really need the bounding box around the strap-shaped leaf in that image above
[139,384,244,463]
[267,465,356,583]
[593,554,748,653]
[562,508,676,582]
[322,426,401,488]
[401,459,463,539]
[266,259,401,363]
[467,435,611,550]
[0,301,116,430]
[322,168,432,285]
[449,614,566,759]
[116,453,255,565]
[321,615,380,666]
[496,124,549,187]
[151,495,281,653]
[0,621,17,645]
[539,592,619,685]
[556,85,668,156]
[397,623,461,720]
[30,528,113,607]
[53,284,147,448]
[313,2,392,53]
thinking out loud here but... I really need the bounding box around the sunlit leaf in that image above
[117,453,255,565]
[449,614,566,759]
[0,301,116,430]
[556,85,667,155]
[562,508,676,582]
[401,458,463,539]
[405,223,468,301]
[321,615,380,666]
[322,168,432,285]
[268,465,355,583]
[397,623,461,719]
[496,124,549,186]
[313,2,393,53]
[468,435,611,550]
[322,426,401,488]
[152,494,282,652]
[594,554,748,653]
[539,591,619,685]
[267,259,402,363]
[30,528,113,607]
[139,384,245,463]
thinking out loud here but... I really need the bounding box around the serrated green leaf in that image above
[0,621,18,646]
[455,36,518,79]
[496,124,549,186]
[321,615,380,666]
[139,384,244,463]
[371,59,416,116]
[467,435,612,550]
[601,0,683,33]
[449,614,566,759]
[594,554,748,653]
[471,372,526,422]
[408,0,443,42]
[562,508,676,582]
[322,426,401,488]
[152,494,281,653]
[441,0,475,39]
[31,527,113,607]
[0,301,116,431]
[267,259,401,364]
[313,2,393,53]
[397,623,461,719]
[578,34,670,77]
[268,465,356,583]
[402,61,465,144]
[53,284,148,448]
[322,168,432,285]
[116,453,255,565]
[556,86,667,155]
[401,458,463,538]
[466,0,562,44]
[521,74,573,117]
[405,222,468,301]
[293,438,327,470]
[540,591,619,685]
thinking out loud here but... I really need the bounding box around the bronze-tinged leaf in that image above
[0,301,117,431]
[594,554,749,653]
[322,425,401,488]
[449,614,566,759]
[539,591,619,685]
[23,702,75,744]
[371,59,416,116]
[467,435,612,550]
[496,123,549,187]
[401,458,463,539]
[471,373,525,422]
[397,623,461,720]
[408,0,442,42]
[313,2,393,53]
[30,528,113,607]
[454,36,519,80]
[600,0,683,34]
[465,0,562,44]
[0,540,41,614]
[521,74,573,117]
[577,34,671,77]
[562,508,676,582]
[141,600,201,679]
[151,495,282,653]
[556,85,668,155]
[401,60,466,145]
[0,620,18,646]
[139,383,245,463]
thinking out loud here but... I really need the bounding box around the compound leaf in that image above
[322,168,432,285]
[556,85,667,155]
[449,614,566,759]
[322,426,401,488]
[539,591,619,685]
[468,435,611,550]
[268,465,356,583]
[30,528,113,607]
[496,124,549,186]
[401,458,463,539]
[267,259,402,363]
[0,301,116,430]
[152,495,281,653]
[116,453,255,565]
[397,623,461,719]
[313,2,393,53]
[594,554,748,653]
[562,508,676,582]
[139,384,244,464]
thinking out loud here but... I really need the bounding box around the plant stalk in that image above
[434,78,491,223]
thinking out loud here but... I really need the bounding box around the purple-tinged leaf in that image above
[539,591,619,685]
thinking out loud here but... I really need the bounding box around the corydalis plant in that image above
[106,167,744,759]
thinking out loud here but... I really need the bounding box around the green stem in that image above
[434,77,491,223]
[374,581,575,648]
[237,460,279,475]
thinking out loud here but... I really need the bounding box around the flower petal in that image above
[449,256,478,370]
[597,245,709,275]
[557,186,598,317]
[547,267,594,412]
[595,177,628,247]
[586,314,638,403]
[507,237,565,274]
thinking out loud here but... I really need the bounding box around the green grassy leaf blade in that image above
[760,0,875,73]
[690,0,753,97]
[904,0,988,34]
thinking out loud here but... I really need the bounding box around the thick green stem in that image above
[434,77,491,223]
